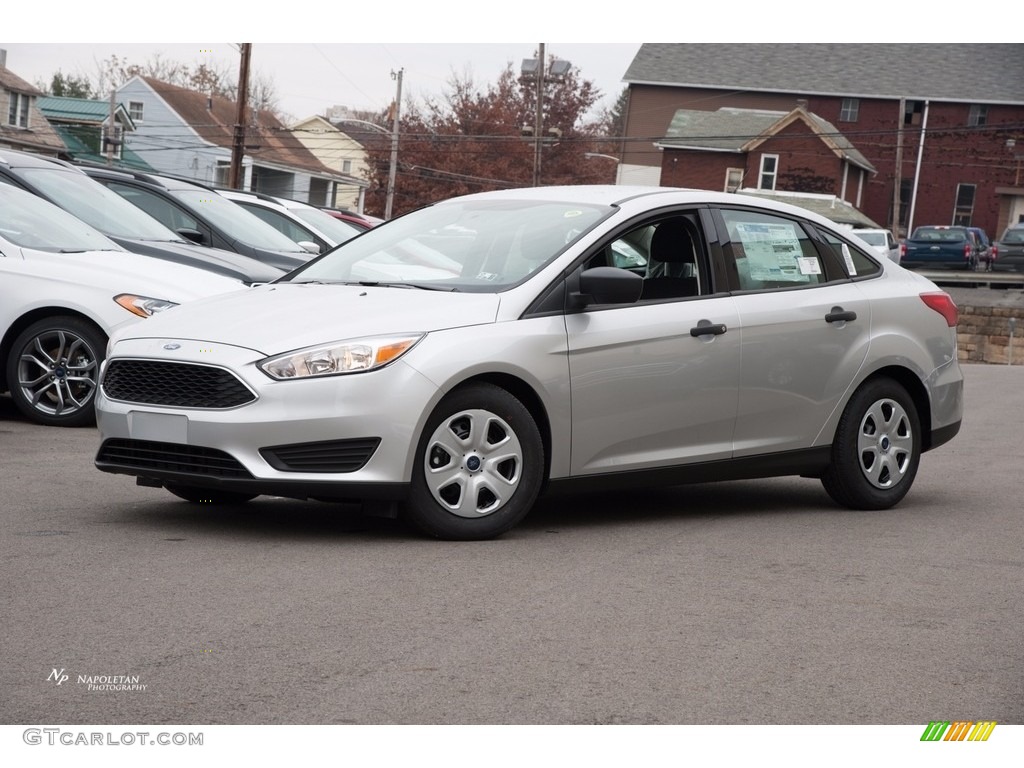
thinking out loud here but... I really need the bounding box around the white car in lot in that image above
[0,184,245,427]
[94,186,963,539]
[851,228,901,264]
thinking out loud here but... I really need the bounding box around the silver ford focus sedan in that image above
[94,186,963,540]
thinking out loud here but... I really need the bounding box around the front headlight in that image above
[258,334,424,380]
[114,294,180,318]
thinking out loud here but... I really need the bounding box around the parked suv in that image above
[217,189,365,254]
[851,228,901,264]
[967,227,994,271]
[78,166,315,272]
[0,149,282,285]
[993,223,1024,272]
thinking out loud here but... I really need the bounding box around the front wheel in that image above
[821,378,921,510]
[403,383,544,540]
[6,316,106,427]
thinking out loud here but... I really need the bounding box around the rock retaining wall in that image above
[957,304,1024,365]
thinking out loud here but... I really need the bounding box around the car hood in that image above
[112,237,285,283]
[17,247,245,301]
[115,282,502,354]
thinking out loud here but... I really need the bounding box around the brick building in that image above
[618,44,1024,238]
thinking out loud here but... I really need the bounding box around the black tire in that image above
[165,484,257,505]
[403,383,544,540]
[5,316,106,427]
[821,378,921,510]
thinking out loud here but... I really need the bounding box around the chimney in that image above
[796,99,808,110]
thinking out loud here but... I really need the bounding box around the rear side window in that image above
[718,208,827,290]
[817,230,881,278]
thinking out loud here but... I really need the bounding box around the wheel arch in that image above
[1,308,108,392]
[444,372,553,485]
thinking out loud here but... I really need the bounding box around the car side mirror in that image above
[177,228,205,245]
[571,267,643,308]
[298,241,321,255]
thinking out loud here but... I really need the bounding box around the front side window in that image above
[840,98,859,122]
[7,91,30,128]
[758,155,778,191]
[719,208,828,290]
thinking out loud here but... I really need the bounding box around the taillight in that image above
[900,242,906,257]
[964,243,971,260]
[992,244,998,260]
[920,292,958,327]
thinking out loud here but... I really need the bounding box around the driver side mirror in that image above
[571,267,643,308]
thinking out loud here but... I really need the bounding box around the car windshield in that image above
[911,227,965,242]
[0,183,121,252]
[20,167,182,241]
[170,189,310,253]
[856,231,886,246]
[1001,228,1024,244]
[285,198,610,291]
[290,206,364,243]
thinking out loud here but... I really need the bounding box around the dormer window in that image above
[7,91,30,128]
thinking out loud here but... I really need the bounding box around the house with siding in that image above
[0,49,64,156]
[619,43,1024,237]
[35,95,152,168]
[289,114,370,213]
[111,75,356,206]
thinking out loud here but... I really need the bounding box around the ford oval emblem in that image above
[163,343,181,350]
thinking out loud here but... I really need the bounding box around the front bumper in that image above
[94,339,441,500]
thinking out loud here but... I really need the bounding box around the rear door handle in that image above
[690,322,728,337]
[825,308,857,324]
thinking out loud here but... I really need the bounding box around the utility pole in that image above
[229,43,252,190]
[386,68,403,220]
[892,98,905,235]
[106,89,116,166]
[533,43,545,187]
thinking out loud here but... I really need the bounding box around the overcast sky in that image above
[3,4,1003,125]
[1,42,641,123]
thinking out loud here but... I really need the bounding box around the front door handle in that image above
[690,322,728,337]
[825,308,857,324]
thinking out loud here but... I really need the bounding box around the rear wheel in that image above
[821,378,920,510]
[404,383,544,540]
[6,316,105,427]
[165,484,257,505]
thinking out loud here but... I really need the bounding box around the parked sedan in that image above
[218,190,365,254]
[850,228,901,264]
[992,223,1024,272]
[94,186,963,540]
[0,184,245,427]
[78,166,316,272]
[0,149,283,285]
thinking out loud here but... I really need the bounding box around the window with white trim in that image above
[953,183,976,225]
[725,168,743,193]
[128,101,144,122]
[839,98,859,122]
[759,155,778,190]
[7,91,30,128]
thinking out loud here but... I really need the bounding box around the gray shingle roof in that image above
[661,107,876,173]
[624,44,1024,104]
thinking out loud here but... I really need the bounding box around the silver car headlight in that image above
[114,294,180,318]
[258,334,425,380]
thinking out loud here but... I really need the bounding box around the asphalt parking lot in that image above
[1,363,1022,726]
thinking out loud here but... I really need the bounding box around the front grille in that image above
[97,438,252,478]
[260,438,381,473]
[102,359,255,409]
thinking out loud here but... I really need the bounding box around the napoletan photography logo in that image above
[920,720,997,741]
[48,668,148,692]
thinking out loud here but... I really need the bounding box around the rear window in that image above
[911,227,967,242]
[1000,228,1024,244]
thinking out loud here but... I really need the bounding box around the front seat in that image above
[643,218,699,299]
